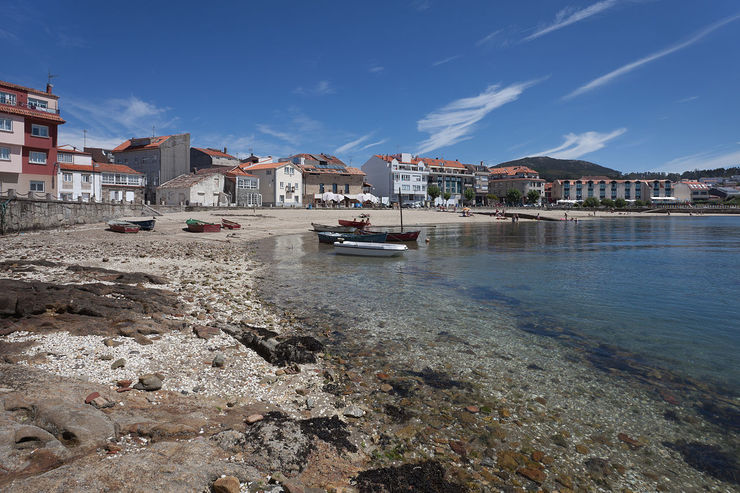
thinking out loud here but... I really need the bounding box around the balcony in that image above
[0,98,60,115]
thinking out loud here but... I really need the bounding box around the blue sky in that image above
[3,0,739,173]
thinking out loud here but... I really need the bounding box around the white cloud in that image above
[335,133,373,154]
[524,0,618,42]
[361,139,388,150]
[293,80,335,96]
[369,66,384,73]
[0,28,18,41]
[256,124,300,146]
[411,0,431,11]
[565,14,740,99]
[57,127,129,151]
[677,95,699,103]
[533,128,627,159]
[416,80,539,154]
[658,146,740,173]
[476,30,501,47]
[432,55,461,67]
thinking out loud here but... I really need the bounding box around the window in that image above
[29,151,46,164]
[332,183,337,193]
[30,181,45,192]
[279,194,284,202]
[0,91,16,105]
[58,152,73,163]
[81,193,90,201]
[280,181,284,189]
[81,174,91,183]
[102,174,114,184]
[0,118,11,131]
[344,184,349,193]
[31,124,49,137]
[61,193,72,201]
[319,183,324,193]
[63,173,73,182]
[128,175,139,185]
[266,170,271,175]
[27,98,48,111]
[401,174,410,181]
[0,147,9,160]
[286,166,294,175]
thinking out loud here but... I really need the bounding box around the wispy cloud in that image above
[417,80,539,154]
[361,139,388,150]
[432,55,461,67]
[676,95,699,104]
[369,66,384,73]
[256,124,300,146]
[411,0,431,11]
[659,145,740,172]
[565,14,740,99]
[335,133,374,154]
[476,30,501,47]
[524,0,618,42]
[532,128,627,159]
[0,28,18,41]
[293,80,336,96]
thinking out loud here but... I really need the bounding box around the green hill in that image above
[494,156,621,182]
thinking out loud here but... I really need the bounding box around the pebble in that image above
[134,374,162,391]
[465,405,480,413]
[343,406,365,418]
[245,414,264,424]
[111,358,125,369]
[212,353,225,368]
[212,476,240,493]
[380,384,393,392]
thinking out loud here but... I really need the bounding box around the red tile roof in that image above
[0,80,60,99]
[290,153,346,166]
[0,102,65,123]
[93,162,142,174]
[414,157,467,169]
[113,135,172,152]
[192,147,238,160]
[58,145,90,155]
[241,162,294,172]
[490,166,538,176]
[60,163,95,172]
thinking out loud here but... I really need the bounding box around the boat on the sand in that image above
[127,218,156,231]
[108,220,140,233]
[186,219,221,233]
[338,218,371,228]
[333,240,408,257]
[311,223,356,233]
[221,219,241,229]
[317,231,387,244]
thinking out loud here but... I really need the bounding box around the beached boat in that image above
[127,218,156,231]
[338,218,371,229]
[186,219,221,233]
[311,223,356,233]
[363,230,420,242]
[317,231,387,244]
[221,219,241,229]
[333,240,408,257]
[108,220,140,233]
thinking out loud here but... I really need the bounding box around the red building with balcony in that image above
[0,80,65,196]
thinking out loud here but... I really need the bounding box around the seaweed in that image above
[663,440,739,485]
[354,460,468,493]
[409,368,471,391]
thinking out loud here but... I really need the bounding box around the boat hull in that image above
[333,241,408,257]
[128,219,155,231]
[108,221,140,233]
[311,223,356,233]
[338,219,371,228]
[186,219,221,233]
[222,219,241,229]
[364,230,420,242]
[317,232,387,244]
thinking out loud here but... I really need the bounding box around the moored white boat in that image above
[333,241,408,257]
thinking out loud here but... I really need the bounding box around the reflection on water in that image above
[258,217,740,395]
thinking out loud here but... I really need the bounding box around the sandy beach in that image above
[0,207,736,492]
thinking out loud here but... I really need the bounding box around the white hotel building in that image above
[361,153,429,204]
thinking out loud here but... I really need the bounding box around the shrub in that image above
[615,198,627,208]
[583,197,600,208]
[601,198,615,207]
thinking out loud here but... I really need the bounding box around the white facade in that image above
[157,173,228,206]
[244,162,303,207]
[0,112,24,186]
[57,149,99,202]
[672,181,710,203]
[361,153,429,204]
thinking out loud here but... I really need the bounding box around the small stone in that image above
[343,406,365,418]
[517,467,545,484]
[306,397,317,410]
[275,369,286,376]
[376,372,390,380]
[245,414,263,424]
[534,396,547,405]
[556,474,574,489]
[134,374,162,391]
[499,408,511,418]
[133,333,153,345]
[449,440,467,456]
[260,376,277,385]
[91,396,113,409]
[212,476,240,493]
[283,480,306,493]
[212,353,225,368]
[617,433,642,449]
[193,325,220,340]
[576,444,589,454]
[105,442,122,454]
[99,354,113,361]
[102,258,109,262]
[111,358,125,370]
[116,387,132,393]
[380,384,393,392]
[117,380,132,388]
[296,388,308,396]
[465,405,480,413]
[531,450,544,462]
[85,392,100,404]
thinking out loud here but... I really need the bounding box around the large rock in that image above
[213,476,241,493]
[133,374,162,391]
[33,398,115,450]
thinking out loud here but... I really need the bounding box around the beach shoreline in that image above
[0,209,737,492]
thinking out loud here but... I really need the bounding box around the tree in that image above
[583,197,600,208]
[443,191,451,203]
[601,198,615,207]
[486,194,497,205]
[427,184,440,203]
[505,189,522,205]
[526,189,541,204]
[615,198,627,208]
[634,199,645,207]
[463,188,475,205]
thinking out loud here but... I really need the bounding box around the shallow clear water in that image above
[258,216,740,396]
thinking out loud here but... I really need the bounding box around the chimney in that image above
[223,146,227,154]
[46,83,53,94]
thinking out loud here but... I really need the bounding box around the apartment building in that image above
[463,163,490,205]
[287,153,365,205]
[242,161,302,207]
[0,80,65,196]
[423,157,473,206]
[551,177,673,202]
[190,147,240,170]
[361,153,429,205]
[57,146,95,201]
[488,166,545,204]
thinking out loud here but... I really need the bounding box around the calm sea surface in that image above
[257,216,740,396]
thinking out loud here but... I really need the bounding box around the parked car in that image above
[402,201,423,208]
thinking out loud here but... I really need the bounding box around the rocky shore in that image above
[0,210,737,492]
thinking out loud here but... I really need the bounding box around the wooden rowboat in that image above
[363,230,420,242]
[108,220,140,233]
[222,219,241,229]
[317,231,387,244]
[186,219,221,233]
[338,218,371,228]
[127,218,156,231]
[311,223,356,233]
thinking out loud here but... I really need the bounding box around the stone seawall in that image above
[0,197,184,233]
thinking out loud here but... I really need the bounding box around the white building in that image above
[156,168,229,206]
[241,161,302,207]
[361,153,429,204]
[57,146,96,202]
[672,181,710,203]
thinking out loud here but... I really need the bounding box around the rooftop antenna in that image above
[47,70,58,85]
[83,129,87,149]
[152,125,156,137]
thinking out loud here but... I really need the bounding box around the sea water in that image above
[258,216,740,398]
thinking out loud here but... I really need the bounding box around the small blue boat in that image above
[317,231,387,244]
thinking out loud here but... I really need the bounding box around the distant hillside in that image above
[494,156,621,182]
